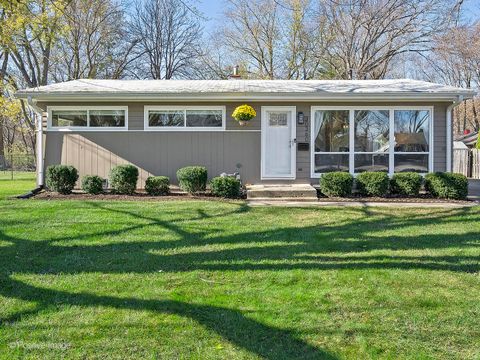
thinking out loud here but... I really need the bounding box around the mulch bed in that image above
[316,194,474,204]
[18,189,476,204]
[31,190,246,202]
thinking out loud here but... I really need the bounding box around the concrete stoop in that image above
[246,184,317,200]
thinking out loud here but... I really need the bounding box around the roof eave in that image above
[14,91,475,102]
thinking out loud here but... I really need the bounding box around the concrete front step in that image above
[246,184,317,199]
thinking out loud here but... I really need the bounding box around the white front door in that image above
[261,106,296,179]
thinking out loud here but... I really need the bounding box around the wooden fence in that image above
[454,148,480,178]
[453,149,471,177]
[473,149,480,179]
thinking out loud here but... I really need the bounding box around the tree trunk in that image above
[0,119,5,168]
[472,99,479,132]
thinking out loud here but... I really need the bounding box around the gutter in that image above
[446,95,464,172]
[14,91,476,102]
[27,96,45,187]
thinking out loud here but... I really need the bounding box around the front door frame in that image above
[261,106,297,180]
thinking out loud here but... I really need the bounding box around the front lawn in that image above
[0,171,36,200]
[0,195,479,358]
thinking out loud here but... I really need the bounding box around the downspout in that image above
[27,96,44,187]
[446,95,463,173]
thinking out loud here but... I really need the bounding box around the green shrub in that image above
[210,176,241,198]
[81,175,104,195]
[176,166,208,194]
[356,172,389,197]
[425,172,468,200]
[390,172,423,196]
[145,176,170,196]
[319,172,353,197]
[109,164,138,195]
[45,165,79,194]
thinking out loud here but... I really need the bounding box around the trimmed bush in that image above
[425,172,468,200]
[356,172,389,197]
[81,175,104,195]
[109,164,138,195]
[319,172,353,197]
[176,166,208,194]
[390,172,423,196]
[210,176,241,198]
[145,176,170,196]
[45,165,78,194]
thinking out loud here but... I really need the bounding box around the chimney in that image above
[229,65,241,80]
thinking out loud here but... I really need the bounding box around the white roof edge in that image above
[15,91,474,102]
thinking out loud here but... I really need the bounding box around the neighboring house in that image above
[456,131,479,148]
[15,79,475,188]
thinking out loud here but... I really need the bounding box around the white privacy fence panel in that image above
[472,149,480,179]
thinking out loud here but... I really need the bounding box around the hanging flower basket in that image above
[232,104,256,126]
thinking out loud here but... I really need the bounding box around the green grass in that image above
[0,171,36,200]
[0,183,479,358]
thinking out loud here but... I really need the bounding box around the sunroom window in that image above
[311,108,431,176]
[353,110,389,173]
[393,110,430,173]
[312,110,349,173]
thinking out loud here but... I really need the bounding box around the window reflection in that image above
[313,110,349,152]
[394,110,429,152]
[354,110,389,152]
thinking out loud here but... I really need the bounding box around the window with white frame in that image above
[354,110,390,173]
[145,106,225,129]
[49,107,127,129]
[393,110,430,173]
[312,110,350,173]
[311,107,432,176]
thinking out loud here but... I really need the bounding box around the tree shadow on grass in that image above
[5,202,476,275]
[0,276,334,359]
[1,202,479,358]
[0,202,337,359]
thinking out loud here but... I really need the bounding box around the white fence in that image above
[473,149,480,179]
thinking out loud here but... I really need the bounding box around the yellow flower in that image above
[232,104,256,122]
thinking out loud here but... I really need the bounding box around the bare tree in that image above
[282,0,331,79]
[315,0,457,79]
[130,0,204,79]
[220,0,282,79]
[419,22,480,133]
[52,0,139,80]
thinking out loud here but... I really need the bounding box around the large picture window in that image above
[48,107,127,130]
[145,106,225,130]
[311,107,432,177]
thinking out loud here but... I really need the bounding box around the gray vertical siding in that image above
[39,100,451,187]
[44,132,260,187]
[433,102,448,172]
